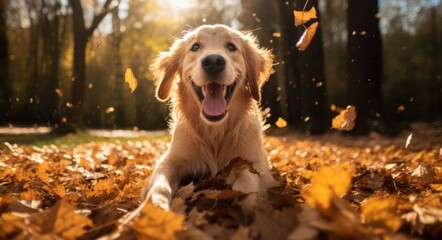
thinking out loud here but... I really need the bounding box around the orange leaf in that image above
[361,197,402,232]
[296,22,319,51]
[301,167,352,210]
[331,105,357,131]
[294,6,317,26]
[275,117,288,128]
[130,202,184,239]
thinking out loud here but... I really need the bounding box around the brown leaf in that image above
[410,163,435,187]
[1,199,93,239]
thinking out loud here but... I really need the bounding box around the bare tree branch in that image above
[86,0,118,38]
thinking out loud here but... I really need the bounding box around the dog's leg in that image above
[142,160,180,211]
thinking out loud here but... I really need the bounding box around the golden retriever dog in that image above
[143,24,276,211]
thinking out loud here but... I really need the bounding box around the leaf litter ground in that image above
[0,123,441,239]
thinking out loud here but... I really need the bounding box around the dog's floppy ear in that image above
[150,38,185,101]
[242,34,274,102]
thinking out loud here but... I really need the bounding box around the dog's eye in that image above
[191,43,200,52]
[227,43,236,52]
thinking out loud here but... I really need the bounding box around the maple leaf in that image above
[301,167,352,211]
[130,202,184,240]
[125,67,138,93]
[1,199,93,239]
[361,197,402,232]
[331,105,357,131]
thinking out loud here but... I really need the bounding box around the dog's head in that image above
[150,24,273,124]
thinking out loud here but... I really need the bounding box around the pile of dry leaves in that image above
[0,125,441,239]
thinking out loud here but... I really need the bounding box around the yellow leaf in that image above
[275,117,288,128]
[301,167,352,210]
[331,105,357,131]
[361,197,402,232]
[294,7,317,26]
[125,68,138,93]
[130,202,184,239]
[296,22,318,51]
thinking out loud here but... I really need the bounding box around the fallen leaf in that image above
[1,199,93,239]
[402,204,442,233]
[275,117,288,128]
[410,163,435,187]
[301,167,352,210]
[130,201,184,239]
[331,105,357,131]
[125,68,138,93]
[361,197,402,232]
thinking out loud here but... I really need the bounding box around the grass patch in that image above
[0,130,170,148]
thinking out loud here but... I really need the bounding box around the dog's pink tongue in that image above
[202,83,226,116]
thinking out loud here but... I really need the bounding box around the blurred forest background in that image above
[0,0,441,135]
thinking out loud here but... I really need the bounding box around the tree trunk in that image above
[58,0,116,133]
[278,0,302,128]
[347,0,383,134]
[240,0,282,125]
[296,0,329,134]
[0,0,10,121]
[111,8,125,128]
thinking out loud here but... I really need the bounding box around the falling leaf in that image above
[105,107,115,114]
[294,6,317,26]
[397,105,405,113]
[272,32,281,38]
[275,117,288,128]
[405,133,413,148]
[296,22,318,51]
[301,167,352,210]
[66,102,74,108]
[55,88,63,97]
[361,197,402,232]
[331,105,357,131]
[125,68,138,93]
[130,202,184,239]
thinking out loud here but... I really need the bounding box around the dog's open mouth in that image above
[191,81,236,122]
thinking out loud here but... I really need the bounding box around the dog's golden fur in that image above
[143,24,275,210]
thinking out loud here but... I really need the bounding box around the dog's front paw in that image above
[146,183,172,211]
[150,191,171,211]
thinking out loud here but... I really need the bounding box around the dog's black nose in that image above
[202,54,225,75]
